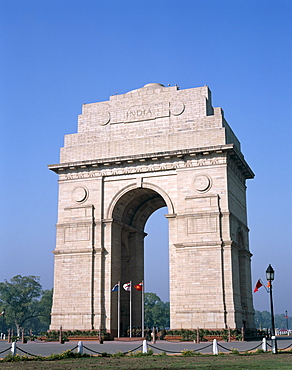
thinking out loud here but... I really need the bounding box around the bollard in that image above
[271,335,278,354]
[197,327,200,344]
[262,337,267,352]
[59,326,64,344]
[213,339,218,355]
[21,329,26,344]
[228,327,231,342]
[151,327,156,344]
[142,339,148,353]
[11,342,16,356]
[241,327,245,341]
[77,341,83,354]
[98,325,103,344]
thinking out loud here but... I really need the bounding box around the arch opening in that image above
[144,206,169,309]
[110,188,168,336]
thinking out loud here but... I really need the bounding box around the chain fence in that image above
[0,339,290,358]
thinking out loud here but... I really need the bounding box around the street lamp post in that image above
[266,264,277,354]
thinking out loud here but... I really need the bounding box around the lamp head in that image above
[266,264,275,281]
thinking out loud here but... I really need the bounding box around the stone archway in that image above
[109,186,168,336]
[49,83,255,335]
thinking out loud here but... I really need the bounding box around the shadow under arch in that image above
[236,227,251,329]
[107,182,174,336]
[106,181,175,222]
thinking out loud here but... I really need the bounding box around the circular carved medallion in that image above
[170,101,185,116]
[72,187,88,203]
[194,174,211,192]
[97,111,111,126]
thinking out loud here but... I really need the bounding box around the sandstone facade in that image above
[49,83,255,335]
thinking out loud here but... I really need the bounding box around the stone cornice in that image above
[53,249,93,255]
[48,144,254,179]
[174,241,222,249]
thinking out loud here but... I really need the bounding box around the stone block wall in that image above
[49,83,255,332]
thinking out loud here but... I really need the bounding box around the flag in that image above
[267,281,271,288]
[254,279,263,292]
[134,282,143,291]
[0,311,4,316]
[111,284,119,292]
[123,282,131,291]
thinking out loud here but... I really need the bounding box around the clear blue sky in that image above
[1,1,291,316]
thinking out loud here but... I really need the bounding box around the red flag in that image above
[254,279,263,292]
[134,282,143,291]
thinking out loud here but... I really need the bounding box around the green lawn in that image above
[0,353,291,369]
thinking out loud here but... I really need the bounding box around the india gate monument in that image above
[48,83,255,336]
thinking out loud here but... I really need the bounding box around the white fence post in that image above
[212,338,218,355]
[262,337,267,352]
[11,342,16,356]
[142,339,148,353]
[77,341,83,354]
[271,335,277,354]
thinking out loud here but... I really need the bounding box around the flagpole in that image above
[118,281,120,338]
[142,280,144,338]
[130,281,132,338]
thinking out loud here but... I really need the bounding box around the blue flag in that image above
[111,284,119,292]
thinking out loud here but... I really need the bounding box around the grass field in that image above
[0,353,291,369]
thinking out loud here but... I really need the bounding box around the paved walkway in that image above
[0,338,291,357]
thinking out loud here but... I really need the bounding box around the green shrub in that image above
[181,349,195,356]
[3,354,27,362]
[130,349,154,357]
[230,347,239,354]
[42,329,110,342]
[165,328,243,341]
[255,349,265,354]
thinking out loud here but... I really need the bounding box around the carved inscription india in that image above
[99,101,185,125]
[125,107,154,121]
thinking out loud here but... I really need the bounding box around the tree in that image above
[254,310,291,330]
[38,289,53,327]
[0,275,51,336]
[144,292,170,329]
[25,289,53,334]
[275,313,290,330]
[254,310,273,329]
